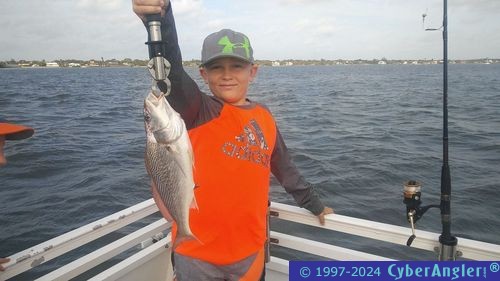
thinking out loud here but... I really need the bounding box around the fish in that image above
[143,91,197,248]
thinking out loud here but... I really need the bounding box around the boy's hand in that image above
[132,0,169,22]
[317,206,334,225]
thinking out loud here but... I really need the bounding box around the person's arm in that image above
[0,257,10,271]
[271,128,333,224]
[160,4,224,129]
[159,4,204,128]
[134,0,220,129]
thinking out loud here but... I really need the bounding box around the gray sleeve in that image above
[270,128,325,216]
[157,4,222,130]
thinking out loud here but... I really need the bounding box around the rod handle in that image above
[146,14,161,22]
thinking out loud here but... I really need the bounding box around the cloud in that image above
[76,0,125,11]
[294,18,338,37]
[453,0,500,12]
[172,0,204,16]
[278,0,333,4]
[1,0,499,61]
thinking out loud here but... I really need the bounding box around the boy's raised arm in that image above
[133,0,203,129]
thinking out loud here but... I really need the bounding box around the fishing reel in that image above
[403,180,439,246]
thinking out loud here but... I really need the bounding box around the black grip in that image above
[406,235,416,247]
[146,13,161,22]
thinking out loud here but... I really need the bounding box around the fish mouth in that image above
[145,89,167,103]
[143,92,166,119]
[143,92,164,130]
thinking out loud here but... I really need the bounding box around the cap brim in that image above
[0,123,35,140]
[201,54,253,67]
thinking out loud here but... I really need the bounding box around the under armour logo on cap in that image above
[217,35,251,59]
[201,29,254,66]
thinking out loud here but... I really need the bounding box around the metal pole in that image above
[438,0,458,260]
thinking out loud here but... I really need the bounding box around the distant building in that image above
[87,60,101,67]
[46,62,60,67]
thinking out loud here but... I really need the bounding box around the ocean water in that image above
[1,64,499,278]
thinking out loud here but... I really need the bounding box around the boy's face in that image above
[200,57,258,106]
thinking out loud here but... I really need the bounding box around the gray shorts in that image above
[173,251,261,281]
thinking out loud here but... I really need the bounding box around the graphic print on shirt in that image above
[221,119,270,167]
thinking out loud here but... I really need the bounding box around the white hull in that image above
[2,200,500,281]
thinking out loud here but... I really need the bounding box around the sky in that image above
[1,0,499,61]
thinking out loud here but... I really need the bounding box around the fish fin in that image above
[190,192,199,211]
[151,181,174,222]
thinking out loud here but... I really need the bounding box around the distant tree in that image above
[133,59,148,66]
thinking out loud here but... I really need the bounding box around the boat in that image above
[3,1,498,280]
[1,199,499,281]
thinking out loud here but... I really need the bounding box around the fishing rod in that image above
[403,0,458,261]
[145,13,171,97]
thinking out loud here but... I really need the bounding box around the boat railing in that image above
[269,202,500,261]
[2,199,500,280]
[0,199,168,281]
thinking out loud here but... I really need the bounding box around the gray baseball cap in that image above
[201,29,254,66]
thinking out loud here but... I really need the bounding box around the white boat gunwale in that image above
[1,199,500,281]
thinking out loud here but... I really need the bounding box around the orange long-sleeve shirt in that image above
[173,103,276,264]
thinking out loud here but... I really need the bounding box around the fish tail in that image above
[172,232,202,250]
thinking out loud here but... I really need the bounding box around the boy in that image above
[133,1,333,280]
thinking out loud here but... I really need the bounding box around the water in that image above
[1,64,499,277]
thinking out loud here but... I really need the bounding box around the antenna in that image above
[422,7,443,31]
[422,8,428,30]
